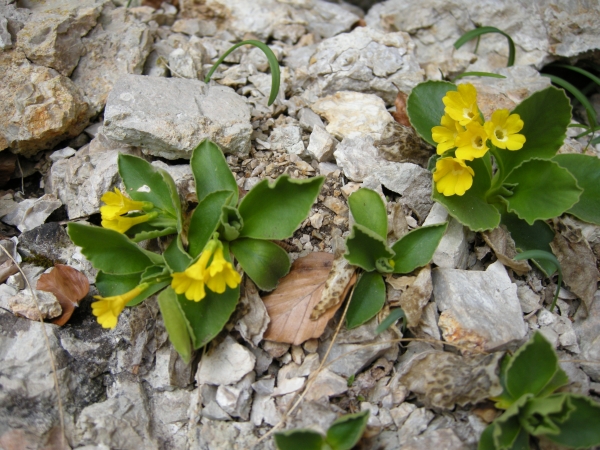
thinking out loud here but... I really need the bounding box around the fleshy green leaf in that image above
[541,394,600,448]
[157,287,193,363]
[95,271,169,306]
[500,211,556,276]
[505,332,565,400]
[478,424,497,450]
[520,394,573,437]
[238,175,324,239]
[391,223,447,273]
[164,237,192,273]
[191,140,238,205]
[129,225,178,243]
[325,410,370,450]
[67,223,159,274]
[188,190,233,258]
[407,80,457,146]
[494,86,571,182]
[348,188,388,239]
[502,159,581,225]
[376,308,406,334]
[219,205,243,241]
[230,238,290,291]
[346,271,386,329]
[553,153,600,225]
[274,429,324,450]
[344,224,395,272]
[492,395,533,450]
[176,286,240,349]
[433,155,501,231]
[118,154,182,230]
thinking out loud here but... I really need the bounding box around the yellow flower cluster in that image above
[431,84,526,196]
[92,283,148,329]
[100,188,156,233]
[171,239,241,302]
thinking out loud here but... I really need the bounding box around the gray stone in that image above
[269,125,305,157]
[573,290,600,381]
[300,26,423,105]
[0,14,12,50]
[192,418,261,450]
[304,368,348,401]
[216,372,254,420]
[150,389,191,449]
[104,75,252,159]
[306,125,338,162]
[398,407,435,443]
[298,107,325,132]
[2,194,62,233]
[517,285,542,315]
[433,260,527,351]
[71,4,153,114]
[8,289,62,321]
[168,48,198,79]
[251,393,281,427]
[196,336,256,386]
[49,146,77,162]
[0,238,20,284]
[235,279,270,347]
[423,204,468,269]
[0,50,91,156]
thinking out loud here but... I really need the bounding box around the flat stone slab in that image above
[104,74,252,159]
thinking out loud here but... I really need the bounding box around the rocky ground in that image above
[1,0,600,449]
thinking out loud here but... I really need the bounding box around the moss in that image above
[22,253,57,270]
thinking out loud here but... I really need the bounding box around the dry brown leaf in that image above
[37,264,89,326]
[263,252,355,346]
[392,91,410,127]
[386,265,432,328]
[311,251,356,320]
[482,226,531,276]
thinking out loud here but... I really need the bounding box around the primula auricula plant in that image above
[342,188,447,328]
[68,140,324,362]
[406,81,600,274]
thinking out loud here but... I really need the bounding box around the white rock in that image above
[304,369,348,401]
[430,217,468,269]
[196,336,256,386]
[168,48,198,79]
[517,285,541,314]
[307,125,338,162]
[269,125,306,157]
[311,91,393,141]
[49,147,77,162]
[433,260,527,351]
[251,393,281,427]
[298,107,325,132]
[398,407,434,443]
[215,372,254,420]
[2,194,62,232]
[104,75,252,159]
[8,289,61,321]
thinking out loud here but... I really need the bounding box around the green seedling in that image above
[343,188,447,328]
[274,410,369,450]
[68,140,323,362]
[479,332,600,450]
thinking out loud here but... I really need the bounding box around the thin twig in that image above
[0,245,66,448]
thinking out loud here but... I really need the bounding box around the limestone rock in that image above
[311,91,393,141]
[2,194,62,233]
[8,289,62,321]
[433,260,527,351]
[424,204,468,269]
[0,50,90,156]
[196,336,256,386]
[71,4,153,114]
[269,125,306,157]
[103,75,252,158]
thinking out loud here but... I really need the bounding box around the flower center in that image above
[464,109,475,120]
[473,136,484,149]
[495,128,506,141]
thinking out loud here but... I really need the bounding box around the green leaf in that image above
[492,395,533,450]
[344,224,395,272]
[391,223,447,273]
[325,410,369,450]
[376,308,406,334]
[95,271,169,306]
[230,238,290,291]
[67,223,158,274]
[433,155,501,231]
[407,80,457,146]
[191,140,238,205]
[129,225,178,243]
[502,159,581,224]
[219,205,243,241]
[454,72,507,80]
[500,212,556,276]
[274,430,325,450]
[347,188,388,239]
[346,272,386,329]
[238,175,324,240]
[177,285,240,349]
[542,394,600,448]
[157,287,193,363]
[520,394,573,437]
[204,40,281,106]
[118,154,181,230]
[164,237,192,273]
[494,87,571,182]
[553,153,600,225]
[454,26,516,67]
[188,190,233,258]
[478,424,497,450]
[542,73,597,128]
[505,332,565,400]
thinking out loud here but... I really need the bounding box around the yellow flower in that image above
[432,114,461,155]
[484,109,526,150]
[100,188,153,220]
[455,121,489,160]
[101,212,157,234]
[443,83,481,126]
[205,246,242,294]
[92,283,148,329]
[433,157,475,196]
[171,240,241,302]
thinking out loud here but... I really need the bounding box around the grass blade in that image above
[204,40,281,106]
[454,71,507,80]
[542,74,598,128]
[454,26,516,67]
[550,64,600,87]
[514,250,563,312]
[376,308,406,334]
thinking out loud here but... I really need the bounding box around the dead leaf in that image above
[37,264,89,326]
[392,91,410,127]
[482,226,531,276]
[386,265,432,328]
[311,251,356,320]
[551,219,599,314]
[263,253,355,346]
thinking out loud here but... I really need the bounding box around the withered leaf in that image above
[311,251,356,320]
[482,226,531,276]
[392,91,410,127]
[37,264,89,326]
[263,252,355,346]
